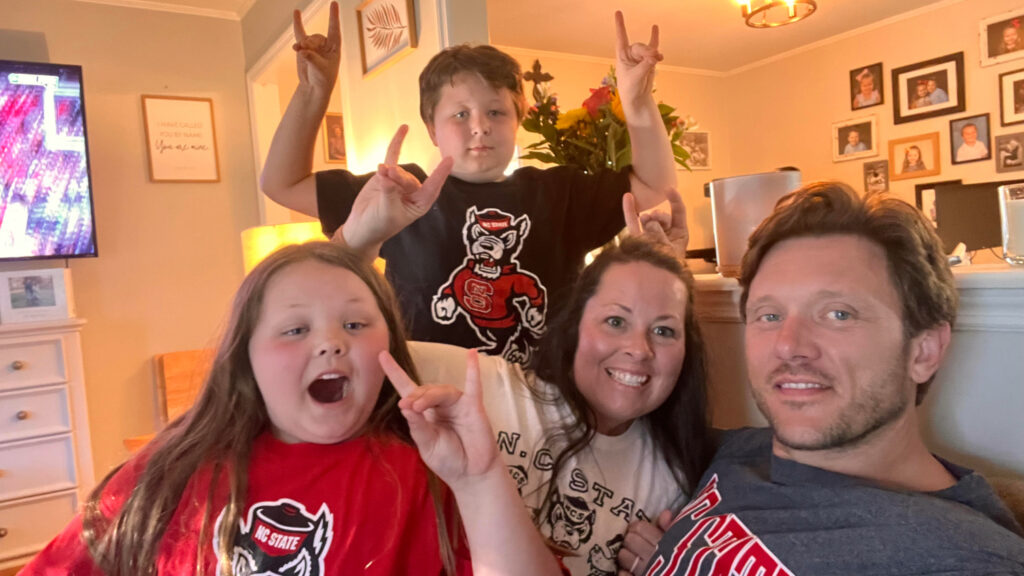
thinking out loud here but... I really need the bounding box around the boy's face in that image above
[427,72,519,183]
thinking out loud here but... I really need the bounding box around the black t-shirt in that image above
[316,164,630,364]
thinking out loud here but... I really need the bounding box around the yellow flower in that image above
[556,107,589,130]
[610,91,625,122]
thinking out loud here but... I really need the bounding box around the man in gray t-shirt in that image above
[624,183,1024,575]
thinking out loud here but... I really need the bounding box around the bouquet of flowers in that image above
[520,60,693,174]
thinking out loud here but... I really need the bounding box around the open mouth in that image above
[308,373,348,404]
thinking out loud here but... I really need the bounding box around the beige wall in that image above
[1,0,259,480]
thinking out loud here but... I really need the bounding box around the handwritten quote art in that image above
[142,95,220,182]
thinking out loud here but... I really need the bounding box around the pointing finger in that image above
[614,11,630,59]
[384,125,409,166]
[648,24,660,50]
[327,1,341,46]
[623,192,642,236]
[292,9,308,42]
[379,350,418,398]
[666,188,687,234]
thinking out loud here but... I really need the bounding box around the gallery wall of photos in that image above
[829,6,1024,225]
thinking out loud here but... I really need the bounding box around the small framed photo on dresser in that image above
[0,269,74,324]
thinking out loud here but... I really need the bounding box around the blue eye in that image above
[758,313,781,323]
[827,310,853,321]
[454,111,468,119]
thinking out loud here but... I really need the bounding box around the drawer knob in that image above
[10,360,25,371]
[16,410,29,421]
[0,527,6,538]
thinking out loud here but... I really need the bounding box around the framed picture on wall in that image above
[949,114,992,165]
[889,132,940,181]
[891,52,965,124]
[995,132,1024,173]
[999,68,1024,126]
[979,9,1024,67]
[863,160,889,194]
[832,116,877,162]
[356,0,418,76]
[680,131,710,170]
[141,95,220,183]
[850,63,884,110]
[322,113,347,165]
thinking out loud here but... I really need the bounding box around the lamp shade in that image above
[240,221,325,273]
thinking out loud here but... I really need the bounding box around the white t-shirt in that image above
[956,141,989,162]
[410,341,687,576]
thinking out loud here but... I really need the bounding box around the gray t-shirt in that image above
[647,428,1024,575]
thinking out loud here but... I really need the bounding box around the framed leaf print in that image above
[356,0,418,76]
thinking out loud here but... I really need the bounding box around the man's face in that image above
[927,79,937,93]
[744,235,921,453]
[961,125,978,145]
[847,131,860,146]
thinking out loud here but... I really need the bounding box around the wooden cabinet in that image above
[0,319,92,569]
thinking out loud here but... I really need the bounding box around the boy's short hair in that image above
[419,44,528,125]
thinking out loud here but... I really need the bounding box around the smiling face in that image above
[906,146,921,164]
[426,72,519,183]
[961,124,978,145]
[1004,26,1019,50]
[847,130,860,146]
[572,262,689,436]
[248,259,390,444]
[744,235,920,453]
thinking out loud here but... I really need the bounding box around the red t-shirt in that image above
[23,432,471,575]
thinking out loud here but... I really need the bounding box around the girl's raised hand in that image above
[292,1,341,92]
[379,349,498,490]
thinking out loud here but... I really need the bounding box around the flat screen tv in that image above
[0,59,98,261]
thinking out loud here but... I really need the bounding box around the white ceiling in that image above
[75,0,955,73]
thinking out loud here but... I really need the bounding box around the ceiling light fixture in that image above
[740,0,817,28]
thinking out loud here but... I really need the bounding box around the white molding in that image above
[437,0,452,49]
[71,0,240,20]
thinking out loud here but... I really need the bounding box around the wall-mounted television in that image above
[0,59,98,261]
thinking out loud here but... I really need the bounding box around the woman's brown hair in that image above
[81,242,457,575]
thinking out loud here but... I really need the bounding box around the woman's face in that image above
[572,261,689,436]
[906,146,921,163]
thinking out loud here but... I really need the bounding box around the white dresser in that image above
[0,319,92,569]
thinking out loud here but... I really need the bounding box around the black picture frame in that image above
[891,52,966,125]
[949,113,992,165]
[998,68,1024,127]
[849,62,884,111]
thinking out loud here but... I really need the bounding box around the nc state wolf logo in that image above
[547,490,596,551]
[432,207,547,364]
[215,498,333,576]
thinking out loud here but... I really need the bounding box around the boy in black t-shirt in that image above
[260,2,676,363]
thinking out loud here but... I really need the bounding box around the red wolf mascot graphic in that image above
[432,207,547,364]
[217,498,333,576]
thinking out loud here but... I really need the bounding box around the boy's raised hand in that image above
[380,349,498,490]
[342,125,454,252]
[623,188,689,256]
[614,10,663,102]
[292,1,340,92]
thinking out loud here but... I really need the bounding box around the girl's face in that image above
[249,259,390,444]
[572,262,688,436]
[859,77,874,95]
[906,147,921,163]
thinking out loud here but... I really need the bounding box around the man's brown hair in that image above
[738,181,958,403]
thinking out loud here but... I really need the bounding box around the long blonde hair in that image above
[82,242,456,574]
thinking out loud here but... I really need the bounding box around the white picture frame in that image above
[0,268,74,324]
[979,9,1024,68]
[832,116,878,162]
[141,95,220,183]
